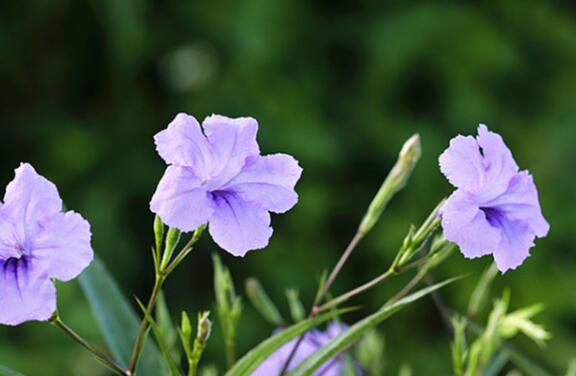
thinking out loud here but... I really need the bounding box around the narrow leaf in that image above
[225,307,356,376]
[0,365,25,376]
[288,277,459,375]
[78,257,166,375]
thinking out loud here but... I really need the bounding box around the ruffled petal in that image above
[2,163,63,243]
[31,211,94,281]
[202,115,260,189]
[0,258,56,325]
[150,166,215,232]
[491,216,535,273]
[154,113,214,178]
[483,171,549,238]
[475,124,519,201]
[225,154,302,213]
[208,193,272,257]
[441,190,501,258]
[439,135,485,193]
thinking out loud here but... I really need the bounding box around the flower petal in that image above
[0,258,56,325]
[208,193,272,257]
[441,190,501,258]
[483,171,549,238]
[2,163,63,242]
[475,124,519,201]
[202,115,260,189]
[154,113,214,178]
[225,154,302,213]
[150,166,215,232]
[31,211,93,281]
[439,135,485,193]
[492,217,535,273]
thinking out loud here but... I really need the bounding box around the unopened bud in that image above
[154,215,164,252]
[359,134,421,235]
[197,311,212,343]
[161,227,181,269]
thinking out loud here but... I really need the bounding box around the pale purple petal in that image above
[439,135,485,193]
[202,115,260,189]
[31,211,93,281]
[252,323,346,375]
[474,124,519,201]
[482,171,549,238]
[441,191,500,259]
[150,166,214,232]
[491,216,535,273]
[154,113,214,178]
[3,163,63,241]
[225,154,302,213]
[208,193,272,257]
[0,258,56,325]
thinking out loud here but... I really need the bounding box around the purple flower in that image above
[150,113,302,257]
[0,164,93,325]
[252,322,347,375]
[439,124,549,272]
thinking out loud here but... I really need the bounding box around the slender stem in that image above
[225,340,237,370]
[279,230,365,374]
[128,275,165,374]
[128,235,200,375]
[318,270,394,313]
[314,231,364,307]
[51,315,127,376]
[318,255,431,313]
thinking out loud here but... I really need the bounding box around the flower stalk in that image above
[128,223,205,375]
[50,313,127,376]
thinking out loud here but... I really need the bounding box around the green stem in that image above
[225,340,236,370]
[51,315,127,376]
[128,233,202,375]
[128,275,165,374]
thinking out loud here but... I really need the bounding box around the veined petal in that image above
[2,163,63,243]
[439,135,485,193]
[31,211,93,281]
[203,115,260,189]
[150,166,215,232]
[483,171,549,238]
[0,258,56,326]
[492,217,535,273]
[225,154,302,213]
[154,113,215,178]
[208,193,272,257]
[441,190,501,258]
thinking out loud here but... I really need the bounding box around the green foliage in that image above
[245,278,285,326]
[78,257,166,375]
[0,365,24,376]
[288,277,458,375]
[213,254,243,369]
[225,308,355,376]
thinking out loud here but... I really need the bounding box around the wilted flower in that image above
[150,113,302,257]
[439,124,549,272]
[0,164,93,325]
[252,322,347,375]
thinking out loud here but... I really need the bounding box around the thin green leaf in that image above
[78,257,166,375]
[225,307,356,376]
[288,277,459,376]
[0,365,25,376]
[135,298,182,376]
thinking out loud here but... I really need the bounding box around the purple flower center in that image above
[480,206,504,228]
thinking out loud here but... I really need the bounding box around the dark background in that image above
[0,0,575,374]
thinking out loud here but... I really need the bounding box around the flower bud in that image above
[196,311,212,344]
[359,134,421,236]
[161,227,181,269]
[154,215,164,252]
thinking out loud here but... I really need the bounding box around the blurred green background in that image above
[1,0,575,374]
